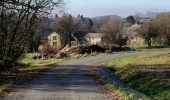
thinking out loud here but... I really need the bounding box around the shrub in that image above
[56,52,68,59]
[80,45,106,54]
[105,50,112,54]
[38,44,58,59]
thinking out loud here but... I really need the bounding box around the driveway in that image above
[0,51,161,100]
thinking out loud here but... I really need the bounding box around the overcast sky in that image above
[64,0,170,18]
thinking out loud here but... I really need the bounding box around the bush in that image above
[105,50,112,54]
[56,52,68,59]
[80,45,106,54]
[115,35,128,47]
[111,46,135,52]
[38,44,58,59]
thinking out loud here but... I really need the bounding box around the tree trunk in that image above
[148,39,152,47]
[68,41,71,47]
[68,33,72,47]
[71,32,79,45]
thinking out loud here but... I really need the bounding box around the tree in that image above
[0,0,63,68]
[100,19,127,47]
[92,19,108,32]
[140,21,159,47]
[26,28,42,53]
[154,13,170,45]
[54,14,81,47]
[115,34,128,47]
[126,16,136,25]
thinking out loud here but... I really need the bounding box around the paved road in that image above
[0,52,156,100]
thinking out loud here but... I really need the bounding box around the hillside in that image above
[92,15,122,21]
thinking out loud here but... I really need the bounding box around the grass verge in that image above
[101,53,170,100]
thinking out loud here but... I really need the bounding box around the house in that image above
[85,33,104,45]
[123,24,145,45]
[48,32,62,49]
[126,33,145,45]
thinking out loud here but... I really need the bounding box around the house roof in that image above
[48,32,60,39]
[85,33,104,38]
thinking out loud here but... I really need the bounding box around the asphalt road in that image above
[0,52,156,100]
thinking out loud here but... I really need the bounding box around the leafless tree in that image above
[154,12,170,45]
[139,20,159,47]
[0,0,63,68]
[54,14,81,47]
[100,19,127,47]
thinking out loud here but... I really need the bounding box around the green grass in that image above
[0,81,14,93]
[104,53,170,100]
[129,44,148,50]
[104,83,149,100]
[129,44,170,52]
[18,53,101,69]
[18,53,68,70]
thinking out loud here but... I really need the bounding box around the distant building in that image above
[127,33,145,45]
[48,32,62,49]
[85,33,104,45]
[123,24,145,45]
[139,18,151,23]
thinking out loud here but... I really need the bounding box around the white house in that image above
[85,33,104,45]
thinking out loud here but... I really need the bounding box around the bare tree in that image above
[0,0,63,68]
[93,19,108,33]
[100,19,127,47]
[140,21,159,47]
[54,14,81,47]
[155,12,170,45]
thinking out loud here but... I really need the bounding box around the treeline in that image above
[140,13,170,47]
[52,13,170,48]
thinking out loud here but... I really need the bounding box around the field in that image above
[104,53,170,100]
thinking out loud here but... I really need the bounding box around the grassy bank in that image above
[104,53,170,100]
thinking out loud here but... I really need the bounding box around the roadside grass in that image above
[104,53,170,100]
[18,53,67,70]
[137,47,170,52]
[0,81,13,94]
[130,44,170,52]
[129,44,148,50]
[91,67,150,100]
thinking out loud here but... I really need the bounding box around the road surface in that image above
[0,52,157,100]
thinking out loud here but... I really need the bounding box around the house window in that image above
[53,36,57,40]
[53,42,57,46]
